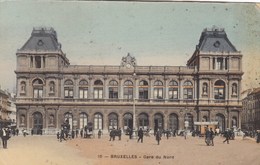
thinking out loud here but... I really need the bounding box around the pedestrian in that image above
[166,129,170,139]
[31,129,34,136]
[156,130,161,145]
[256,130,260,143]
[109,128,115,141]
[16,128,19,136]
[118,128,122,140]
[76,129,79,138]
[57,132,60,141]
[72,130,75,139]
[0,128,9,149]
[98,129,102,139]
[223,130,230,144]
[210,128,215,146]
[129,128,133,139]
[137,128,144,143]
[205,127,211,146]
[80,129,83,138]
[23,129,27,137]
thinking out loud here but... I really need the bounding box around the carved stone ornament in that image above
[121,53,137,68]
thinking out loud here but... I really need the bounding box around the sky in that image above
[0,1,259,93]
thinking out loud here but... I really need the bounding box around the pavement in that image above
[0,134,259,165]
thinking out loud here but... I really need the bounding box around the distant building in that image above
[15,27,243,135]
[0,89,15,127]
[242,88,260,130]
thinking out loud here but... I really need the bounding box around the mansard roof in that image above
[197,27,237,52]
[19,27,61,52]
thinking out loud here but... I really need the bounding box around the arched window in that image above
[64,79,74,98]
[79,80,88,99]
[232,83,238,96]
[94,80,103,99]
[183,81,193,99]
[108,113,118,129]
[124,80,133,100]
[202,83,208,95]
[33,78,44,98]
[169,80,178,100]
[64,112,73,130]
[109,80,118,99]
[138,113,149,130]
[49,81,55,94]
[123,113,133,130]
[79,113,88,129]
[169,113,178,130]
[154,80,163,99]
[20,81,26,94]
[139,80,148,100]
[94,113,103,130]
[214,80,225,100]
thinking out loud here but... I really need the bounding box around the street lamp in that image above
[132,72,137,138]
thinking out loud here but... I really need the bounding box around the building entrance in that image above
[33,112,43,135]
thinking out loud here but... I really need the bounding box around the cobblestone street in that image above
[0,134,259,165]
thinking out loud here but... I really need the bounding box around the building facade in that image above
[0,89,15,127]
[15,27,243,134]
[242,88,260,131]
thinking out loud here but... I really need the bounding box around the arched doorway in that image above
[108,113,118,130]
[169,113,178,130]
[32,112,43,135]
[154,113,164,131]
[138,113,149,130]
[123,113,133,130]
[216,113,225,132]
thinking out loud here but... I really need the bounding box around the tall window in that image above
[94,113,103,130]
[94,80,103,99]
[79,113,88,129]
[183,81,193,99]
[33,78,43,98]
[35,56,41,68]
[64,79,74,98]
[124,80,133,100]
[139,80,148,100]
[154,80,163,99]
[214,80,225,100]
[79,80,88,99]
[213,57,225,70]
[169,80,178,100]
[216,114,225,132]
[138,113,149,130]
[108,113,118,129]
[109,80,118,99]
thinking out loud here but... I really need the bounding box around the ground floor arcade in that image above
[16,105,242,134]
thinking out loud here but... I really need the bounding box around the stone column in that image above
[209,57,213,70]
[134,78,138,99]
[88,78,93,99]
[33,56,35,68]
[56,108,59,129]
[149,78,153,101]
[178,78,182,100]
[223,57,226,70]
[26,109,30,130]
[164,78,168,101]
[164,114,167,129]
[118,78,123,100]
[41,56,43,68]
[74,77,79,99]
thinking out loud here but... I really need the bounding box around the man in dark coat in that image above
[137,128,144,143]
[156,130,161,145]
[223,130,230,144]
[0,128,9,149]
[109,128,115,141]
[205,127,211,146]
[210,128,215,146]
[256,130,260,143]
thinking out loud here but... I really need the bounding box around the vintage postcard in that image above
[0,0,259,165]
